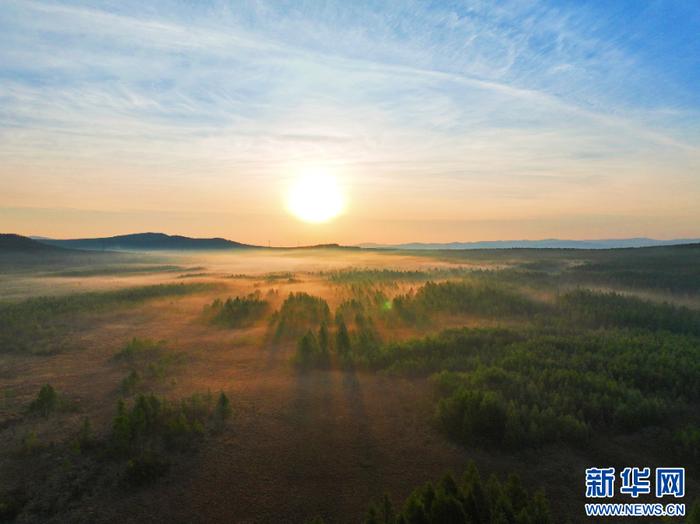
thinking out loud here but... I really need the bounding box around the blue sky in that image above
[1,0,699,243]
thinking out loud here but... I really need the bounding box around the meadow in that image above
[0,245,698,523]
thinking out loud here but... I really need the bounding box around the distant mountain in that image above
[38,232,257,251]
[0,233,70,253]
[275,243,359,250]
[360,238,700,250]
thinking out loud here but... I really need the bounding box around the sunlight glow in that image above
[287,170,345,223]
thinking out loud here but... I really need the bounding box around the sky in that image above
[1,0,699,245]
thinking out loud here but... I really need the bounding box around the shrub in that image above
[113,338,164,363]
[120,370,141,395]
[28,384,58,417]
[114,338,183,386]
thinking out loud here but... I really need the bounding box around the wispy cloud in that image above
[1,0,699,241]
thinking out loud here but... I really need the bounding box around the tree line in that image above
[204,291,269,328]
[309,461,552,524]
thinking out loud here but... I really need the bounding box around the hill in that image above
[37,232,257,251]
[0,233,70,253]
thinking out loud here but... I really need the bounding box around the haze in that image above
[1,1,699,245]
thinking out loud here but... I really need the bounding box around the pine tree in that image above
[335,318,352,361]
[296,330,321,368]
[28,384,58,417]
[318,321,330,354]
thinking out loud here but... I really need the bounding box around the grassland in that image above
[0,245,698,523]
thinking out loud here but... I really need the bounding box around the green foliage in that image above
[120,370,141,395]
[113,338,183,388]
[565,245,700,294]
[272,292,331,340]
[294,330,330,369]
[365,494,395,524]
[205,291,269,328]
[674,424,700,471]
[327,268,431,284]
[560,289,700,336]
[318,320,330,348]
[263,271,298,283]
[332,269,700,339]
[342,287,393,316]
[391,281,545,325]
[335,317,352,363]
[111,393,211,457]
[28,384,58,417]
[75,417,95,453]
[0,283,215,354]
[325,267,472,284]
[111,399,131,455]
[294,310,382,369]
[114,337,165,363]
[406,244,700,296]
[289,283,700,452]
[109,391,229,485]
[370,326,699,449]
[335,298,367,321]
[48,264,189,277]
[351,312,382,364]
[365,463,551,523]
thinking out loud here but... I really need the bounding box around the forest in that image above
[0,244,698,523]
[288,272,700,483]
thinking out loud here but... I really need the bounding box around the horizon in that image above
[5,230,700,250]
[2,1,700,244]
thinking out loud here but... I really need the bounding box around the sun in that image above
[287,170,345,223]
